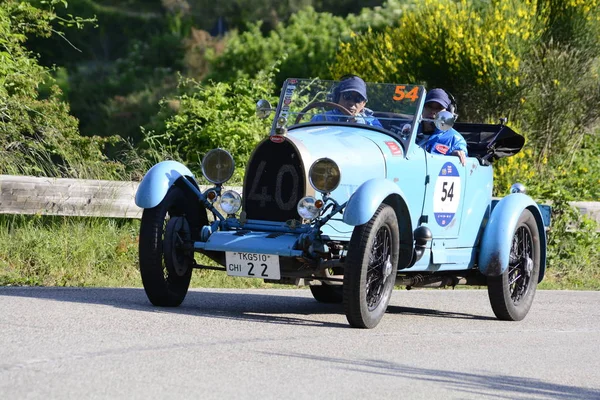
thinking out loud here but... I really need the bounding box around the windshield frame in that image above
[270,78,426,151]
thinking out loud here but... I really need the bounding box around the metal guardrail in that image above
[1,175,599,228]
[0,175,224,219]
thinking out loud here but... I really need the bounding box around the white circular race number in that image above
[433,162,461,226]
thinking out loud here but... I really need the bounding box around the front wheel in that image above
[343,204,399,328]
[487,209,541,321]
[139,185,204,307]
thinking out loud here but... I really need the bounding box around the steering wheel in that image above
[294,101,353,124]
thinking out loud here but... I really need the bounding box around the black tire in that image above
[487,209,541,321]
[343,204,399,328]
[139,184,205,307]
[309,284,343,303]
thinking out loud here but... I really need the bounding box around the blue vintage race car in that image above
[135,78,551,329]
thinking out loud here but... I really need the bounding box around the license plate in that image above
[225,252,281,280]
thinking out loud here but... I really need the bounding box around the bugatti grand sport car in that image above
[135,78,551,328]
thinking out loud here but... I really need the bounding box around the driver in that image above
[311,75,383,128]
[420,88,468,166]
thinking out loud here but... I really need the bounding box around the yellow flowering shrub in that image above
[333,0,544,120]
[493,148,536,196]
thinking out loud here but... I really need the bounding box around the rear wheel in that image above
[343,204,399,329]
[487,209,541,321]
[139,185,205,306]
[309,284,343,303]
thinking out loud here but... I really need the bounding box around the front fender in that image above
[135,161,197,209]
[343,178,405,226]
[479,193,547,281]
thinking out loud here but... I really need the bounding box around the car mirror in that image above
[256,99,273,119]
[434,110,456,131]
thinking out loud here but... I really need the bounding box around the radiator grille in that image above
[243,139,305,222]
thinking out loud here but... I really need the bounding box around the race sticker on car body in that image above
[433,162,461,226]
[225,252,281,280]
[384,141,404,156]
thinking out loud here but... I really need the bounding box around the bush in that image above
[0,0,132,180]
[332,0,543,122]
[207,7,353,87]
[516,34,600,163]
[541,191,600,290]
[141,71,277,183]
[494,131,600,201]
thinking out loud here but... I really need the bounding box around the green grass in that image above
[0,215,283,288]
[1,215,598,290]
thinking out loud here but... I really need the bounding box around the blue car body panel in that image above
[343,178,406,226]
[284,126,427,239]
[478,193,547,280]
[135,160,196,209]
[195,230,303,257]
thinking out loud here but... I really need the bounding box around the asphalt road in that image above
[1,287,599,400]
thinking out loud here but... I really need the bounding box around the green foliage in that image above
[207,7,352,87]
[539,0,600,52]
[182,0,384,32]
[494,134,600,201]
[23,0,189,141]
[333,0,544,121]
[66,35,184,139]
[206,2,417,87]
[347,0,415,32]
[0,215,140,287]
[516,42,600,163]
[142,71,276,183]
[0,214,287,288]
[27,0,167,67]
[0,0,134,179]
[540,192,600,290]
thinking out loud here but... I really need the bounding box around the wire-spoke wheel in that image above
[487,209,541,321]
[344,204,399,328]
[139,185,205,307]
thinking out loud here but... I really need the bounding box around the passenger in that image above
[311,75,383,128]
[421,88,468,166]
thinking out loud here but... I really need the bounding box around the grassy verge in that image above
[1,215,598,289]
[0,215,282,288]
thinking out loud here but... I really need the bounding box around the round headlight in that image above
[309,158,341,194]
[297,196,321,220]
[219,190,242,215]
[202,149,235,184]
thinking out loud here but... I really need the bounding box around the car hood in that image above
[242,125,397,223]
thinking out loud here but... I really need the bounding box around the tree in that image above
[0,0,126,179]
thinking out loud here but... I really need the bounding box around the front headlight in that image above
[219,190,242,215]
[202,149,235,184]
[309,158,341,194]
[297,196,323,220]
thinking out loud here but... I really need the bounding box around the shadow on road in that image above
[0,287,495,327]
[386,304,497,321]
[0,287,349,328]
[264,351,600,400]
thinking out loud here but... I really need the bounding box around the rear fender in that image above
[478,193,547,281]
[135,161,198,209]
